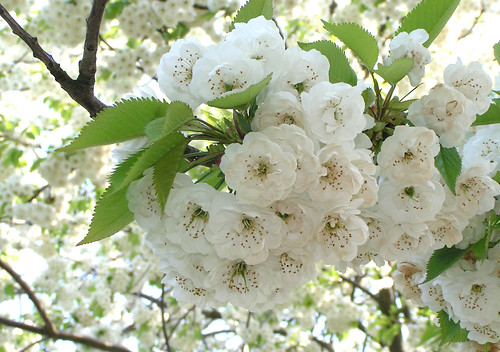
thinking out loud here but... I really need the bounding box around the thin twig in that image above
[18,337,49,352]
[27,185,49,203]
[310,336,334,352]
[160,284,172,352]
[0,258,57,336]
[338,274,381,304]
[202,329,236,338]
[0,316,131,352]
[458,1,485,40]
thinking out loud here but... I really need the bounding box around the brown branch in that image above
[19,337,49,352]
[0,316,131,352]
[338,274,381,304]
[311,336,334,352]
[202,329,236,338]
[0,2,107,117]
[0,258,57,336]
[78,0,108,86]
[458,1,485,40]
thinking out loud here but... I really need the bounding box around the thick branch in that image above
[0,316,131,352]
[0,258,57,336]
[0,3,107,116]
[78,0,109,85]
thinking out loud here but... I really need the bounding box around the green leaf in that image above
[434,144,461,195]
[375,57,414,85]
[396,0,460,47]
[145,118,165,141]
[117,132,186,195]
[472,99,500,126]
[208,73,272,109]
[362,88,376,110]
[59,98,168,152]
[78,187,134,245]
[472,230,489,260]
[163,101,195,136]
[298,40,357,85]
[437,310,469,344]
[322,21,379,69]
[30,157,46,172]
[495,41,500,64]
[424,245,471,283]
[493,170,500,184]
[107,152,142,194]
[229,0,273,31]
[153,139,187,211]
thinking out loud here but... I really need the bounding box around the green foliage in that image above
[396,0,460,47]
[107,152,142,194]
[472,211,497,259]
[424,245,471,283]
[322,21,379,69]
[472,98,500,126]
[59,98,168,152]
[145,102,194,141]
[208,73,273,109]
[153,140,187,211]
[229,0,273,31]
[78,187,134,245]
[298,40,357,86]
[104,1,130,19]
[494,41,500,64]
[375,57,414,85]
[434,145,461,195]
[437,310,469,344]
[362,88,376,109]
[116,132,187,195]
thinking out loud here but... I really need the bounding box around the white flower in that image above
[387,29,431,86]
[157,38,206,108]
[163,182,217,255]
[220,131,297,207]
[269,195,319,251]
[392,260,425,305]
[251,91,307,132]
[440,260,500,325]
[460,321,500,344]
[190,43,265,103]
[408,84,475,147]
[377,125,440,186]
[261,124,322,193]
[301,82,366,144]
[225,16,285,74]
[462,124,500,174]
[420,281,448,312]
[426,217,464,249]
[312,206,368,264]
[267,249,317,290]
[380,222,434,261]
[208,260,276,311]
[268,46,329,96]
[308,143,364,208]
[163,270,216,307]
[206,192,284,265]
[453,163,500,218]
[444,59,492,115]
[378,178,445,224]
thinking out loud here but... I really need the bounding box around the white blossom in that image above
[462,124,500,174]
[386,29,431,86]
[444,59,492,115]
[301,82,366,144]
[251,91,307,132]
[377,125,440,186]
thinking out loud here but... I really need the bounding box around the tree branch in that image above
[0,2,107,117]
[0,316,131,352]
[160,284,172,352]
[310,336,335,352]
[0,258,57,336]
[338,274,381,304]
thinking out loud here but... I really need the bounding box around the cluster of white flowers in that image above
[128,16,379,311]
[391,61,500,344]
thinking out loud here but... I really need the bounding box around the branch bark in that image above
[0,1,108,117]
[0,316,131,352]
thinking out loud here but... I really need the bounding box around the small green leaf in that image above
[4,283,15,298]
[153,139,187,211]
[78,187,134,245]
[30,157,46,172]
[208,73,272,109]
[472,230,489,260]
[437,310,469,344]
[322,21,379,69]
[117,132,186,195]
[472,99,500,126]
[298,40,357,85]
[493,171,500,184]
[396,0,460,47]
[375,57,414,85]
[495,41,500,64]
[59,98,168,152]
[107,152,142,194]
[424,245,471,283]
[435,144,461,195]
[390,99,418,111]
[229,0,273,31]
[362,88,376,110]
